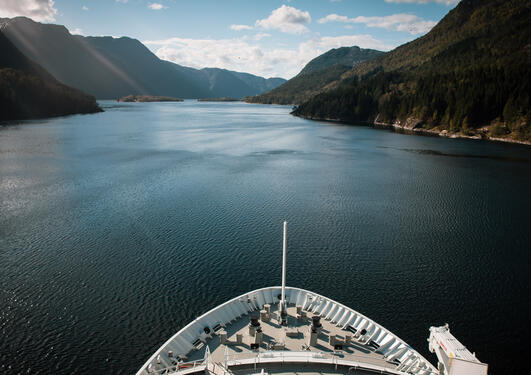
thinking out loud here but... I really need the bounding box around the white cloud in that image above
[254,32,271,41]
[230,24,253,31]
[0,0,57,22]
[255,5,311,34]
[318,14,350,24]
[148,3,166,10]
[116,0,128,3]
[144,34,393,79]
[318,13,436,35]
[82,5,88,11]
[70,28,83,35]
[385,0,459,5]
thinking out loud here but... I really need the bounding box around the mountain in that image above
[0,31,101,121]
[1,17,286,99]
[245,65,352,105]
[201,68,263,98]
[229,72,286,93]
[298,46,384,76]
[165,63,286,99]
[245,46,384,105]
[293,0,531,143]
[202,68,287,98]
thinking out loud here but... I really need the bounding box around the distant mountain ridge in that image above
[0,31,101,121]
[1,17,286,100]
[245,46,384,105]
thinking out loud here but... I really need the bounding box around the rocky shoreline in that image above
[373,116,531,146]
[293,112,531,146]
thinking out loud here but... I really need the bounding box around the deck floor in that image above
[185,303,396,372]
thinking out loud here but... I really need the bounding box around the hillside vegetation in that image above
[294,0,531,143]
[246,65,352,105]
[0,32,101,121]
[299,46,384,76]
[246,46,383,105]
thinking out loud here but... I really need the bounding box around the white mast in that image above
[281,221,287,317]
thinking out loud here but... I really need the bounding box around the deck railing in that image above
[222,350,439,375]
[148,349,439,375]
[146,358,205,374]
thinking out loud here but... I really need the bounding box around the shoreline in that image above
[197,97,240,102]
[117,95,183,102]
[292,112,531,147]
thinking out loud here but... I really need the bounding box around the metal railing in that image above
[148,349,438,375]
[146,358,205,374]
[221,350,439,375]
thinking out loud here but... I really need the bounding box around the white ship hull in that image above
[137,286,438,375]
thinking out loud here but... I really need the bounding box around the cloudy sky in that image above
[0,0,460,78]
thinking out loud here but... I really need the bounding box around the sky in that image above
[0,0,460,79]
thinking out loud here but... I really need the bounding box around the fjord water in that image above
[1,101,530,374]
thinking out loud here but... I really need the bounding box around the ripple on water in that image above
[0,102,530,374]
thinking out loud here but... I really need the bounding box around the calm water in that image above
[1,101,530,374]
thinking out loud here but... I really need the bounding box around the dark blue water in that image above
[1,101,530,374]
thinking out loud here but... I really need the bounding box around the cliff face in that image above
[0,31,101,121]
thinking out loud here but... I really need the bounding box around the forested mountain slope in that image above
[0,31,101,121]
[293,0,531,143]
[246,46,383,105]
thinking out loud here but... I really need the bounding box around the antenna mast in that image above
[280,221,287,324]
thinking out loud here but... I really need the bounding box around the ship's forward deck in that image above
[188,304,394,365]
[137,287,437,375]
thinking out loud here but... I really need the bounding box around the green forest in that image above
[295,64,530,141]
[246,65,352,105]
[0,68,102,121]
[0,30,101,121]
[292,0,531,142]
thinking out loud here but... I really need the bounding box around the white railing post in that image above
[224,345,228,369]
[281,221,287,319]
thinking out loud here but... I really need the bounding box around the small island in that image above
[197,97,239,102]
[117,95,183,102]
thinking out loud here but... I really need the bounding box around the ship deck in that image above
[137,287,437,375]
[187,304,391,368]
